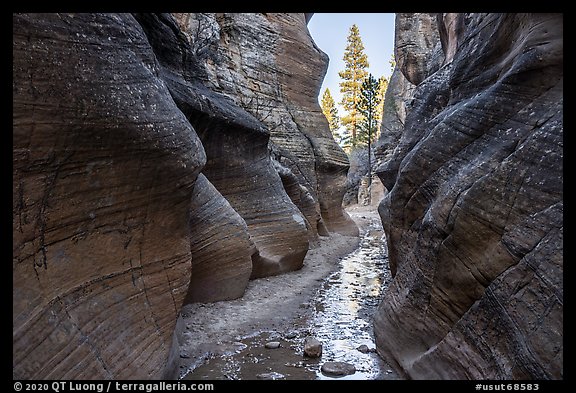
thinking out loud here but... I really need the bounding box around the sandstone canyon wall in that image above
[374,13,563,379]
[13,13,355,379]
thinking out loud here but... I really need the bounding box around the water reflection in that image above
[311,221,392,380]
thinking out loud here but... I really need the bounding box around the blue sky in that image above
[308,13,395,117]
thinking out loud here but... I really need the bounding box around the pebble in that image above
[257,372,285,380]
[265,341,281,349]
[284,331,298,339]
[356,344,370,354]
[320,361,356,376]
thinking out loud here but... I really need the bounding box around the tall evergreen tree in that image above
[320,88,340,139]
[339,24,369,146]
[357,74,382,191]
[358,74,381,145]
[374,75,389,138]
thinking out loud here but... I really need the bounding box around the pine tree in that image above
[339,24,369,147]
[358,74,381,146]
[320,88,340,139]
[357,74,382,192]
[374,75,389,139]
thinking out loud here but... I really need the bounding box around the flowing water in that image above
[184,211,399,380]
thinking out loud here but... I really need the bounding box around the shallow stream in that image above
[184,213,398,380]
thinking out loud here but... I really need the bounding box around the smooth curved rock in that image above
[374,66,415,185]
[13,13,205,379]
[273,157,328,241]
[186,174,254,303]
[374,13,563,379]
[135,13,310,279]
[394,13,444,86]
[273,13,359,237]
[196,13,358,238]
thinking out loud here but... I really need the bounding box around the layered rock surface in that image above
[186,174,254,303]
[183,13,357,238]
[374,13,563,379]
[13,12,355,379]
[13,13,204,379]
[373,66,415,171]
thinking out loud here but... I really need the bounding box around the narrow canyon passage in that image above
[180,204,399,380]
[13,13,562,381]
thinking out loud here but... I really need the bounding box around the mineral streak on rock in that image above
[13,13,205,379]
[374,13,563,379]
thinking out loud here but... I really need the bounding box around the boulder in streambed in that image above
[303,337,322,358]
[356,344,370,354]
[320,361,356,376]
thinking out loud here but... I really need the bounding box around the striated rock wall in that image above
[186,174,255,303]
[182,13,357,238]
[394,13,444,86]
[13,12,355,379]
[373,65,415,176]
[13,13,205,379]
[374,13,563,379]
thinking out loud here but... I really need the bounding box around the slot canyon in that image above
[13,13,562,380]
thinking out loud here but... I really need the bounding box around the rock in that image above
[356,344,370,354]
[12,11,356,380]
[320,361,356,376]
[284,331,298,339]
[191,13,358,238]
[185,174,254,303]
[374,66,415,178]
[358,176,371,206]
[374,13,563,379]
[136,13,311,279]
[13,13,205,380]
[265,341,281,349]
[394,13,444,86]
[256,372,285,380]
[268,332,282,341]
[303,337,322,358]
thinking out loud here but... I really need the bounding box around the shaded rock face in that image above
[374,13,563,379]
[13,13,205,379]
[135,13,311,279]
[373,66,415,173]
[183,13,358,238]
[14,12,354,379]
[186,174,255,303]
[394,13,444,86]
